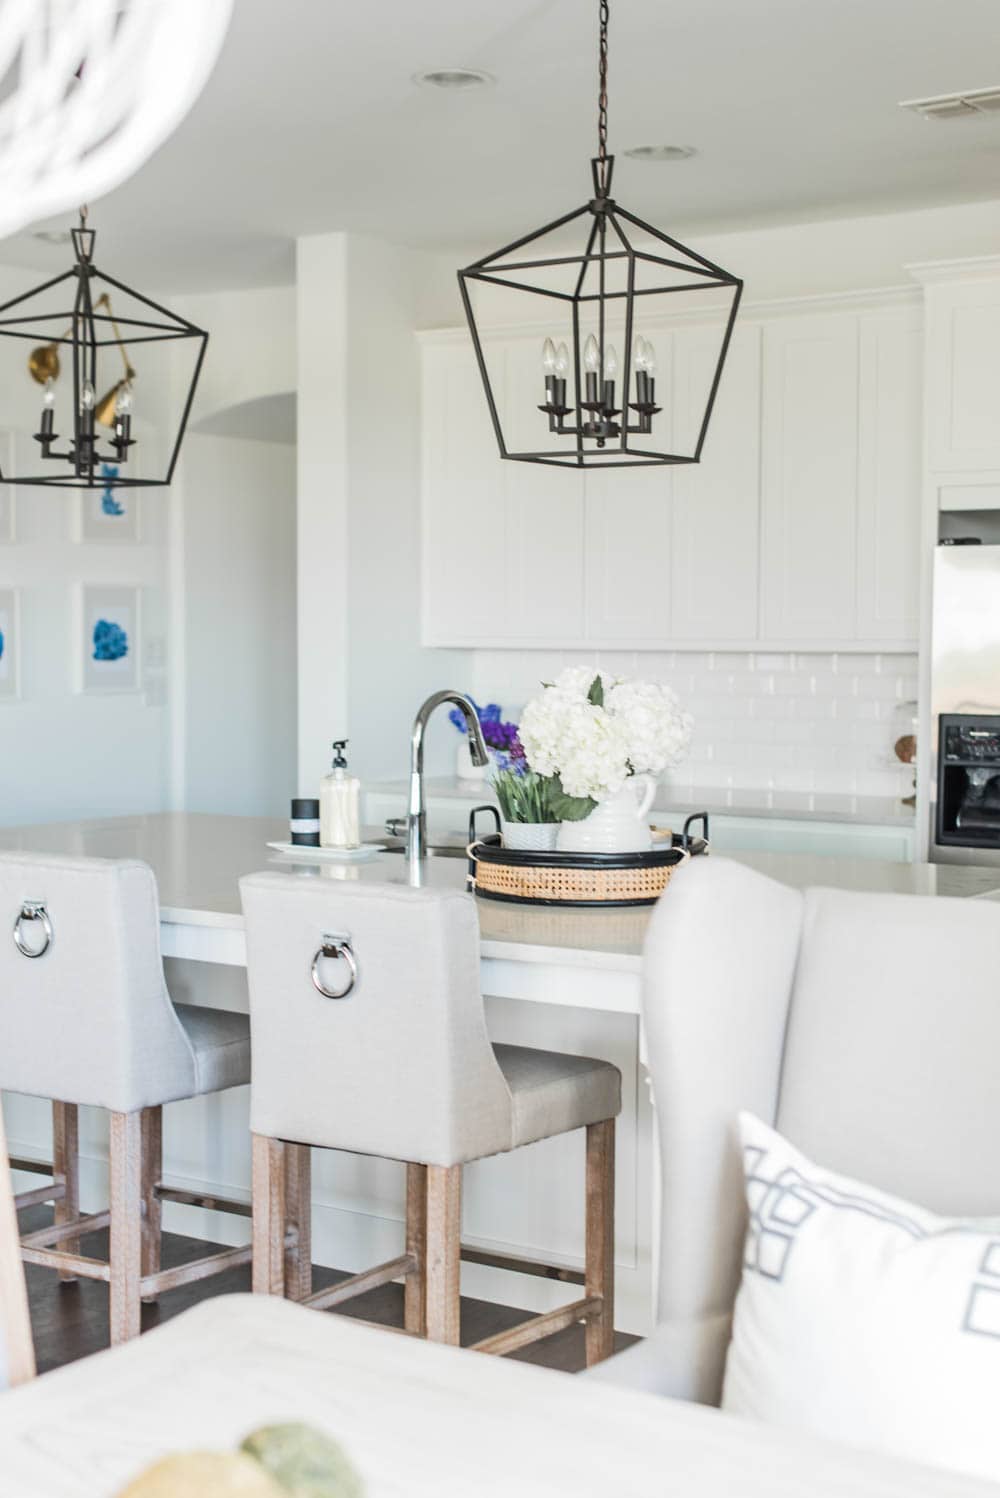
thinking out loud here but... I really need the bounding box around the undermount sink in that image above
[381,841,467,860]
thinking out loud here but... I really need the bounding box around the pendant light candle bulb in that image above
[554,342,570,377]
[605,344,618,379]
[643,341,657,377]
[115,382,133,416]
[80,379,95,413]
[541,338,557,375]
[584,334,600,372]
[42,378,55,409]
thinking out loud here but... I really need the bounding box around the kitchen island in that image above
[2,813,997,1334]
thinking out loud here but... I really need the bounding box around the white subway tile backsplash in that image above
[472,647,918,800]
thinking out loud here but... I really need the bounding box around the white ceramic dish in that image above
[266,841,386,862]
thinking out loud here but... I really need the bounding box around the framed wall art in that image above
[77,463,140,543]
[0,587,20,699]
[77,583,141,693]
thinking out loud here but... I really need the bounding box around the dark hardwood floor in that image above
[21,1207,636,1375]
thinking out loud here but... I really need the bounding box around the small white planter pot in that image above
[501,820,560,853]
[556,775,657,854]
[456,739,488,781]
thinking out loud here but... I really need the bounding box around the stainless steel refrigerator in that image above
[931,543,1000,865]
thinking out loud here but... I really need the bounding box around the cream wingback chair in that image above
[241,873,621,1362]
[0,852,252,1345]
[594,855,1000,1401]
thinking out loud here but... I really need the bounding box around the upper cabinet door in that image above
[856,306,922,643]
[760,313,859,641]
[501,337,586,640]
[583,330,673,643]
[670,322,761,642]
[421,339,506,644]
[926,277,1000,473]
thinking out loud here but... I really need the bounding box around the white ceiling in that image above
[7,0,1000,292]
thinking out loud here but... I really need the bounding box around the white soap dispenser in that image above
[320,739,361,850]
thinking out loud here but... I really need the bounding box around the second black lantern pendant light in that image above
[458,0,742,470]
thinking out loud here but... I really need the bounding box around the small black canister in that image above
[290,797,321,846]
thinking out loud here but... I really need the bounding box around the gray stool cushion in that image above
[173,1006,251,1097]
[493,1044,621,1149]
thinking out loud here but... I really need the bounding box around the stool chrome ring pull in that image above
[13,900,53,959]
[310,933,357,1000]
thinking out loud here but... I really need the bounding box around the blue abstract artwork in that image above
[100,464,125,517]
[92,618,129,662]
[0,627,4,662]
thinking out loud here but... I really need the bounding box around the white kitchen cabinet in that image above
[856,306,922,640]
[670,321,761,641]
[760,312,860,641]
[420,291,922,651]
[922,271,1000,473]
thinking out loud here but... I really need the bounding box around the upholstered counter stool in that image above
[0,852,252,1346]
[241,873,621,1364]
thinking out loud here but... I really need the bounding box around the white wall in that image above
[171,285,298,816]
[174,432,296,815]
[296,232,464,794]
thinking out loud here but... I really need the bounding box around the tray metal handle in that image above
[682,811,710,849]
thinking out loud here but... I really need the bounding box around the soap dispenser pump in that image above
[320,738,361,850]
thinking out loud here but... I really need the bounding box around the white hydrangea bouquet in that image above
[518,666,693,825]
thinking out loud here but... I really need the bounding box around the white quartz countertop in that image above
[0,813,995,976]
[367,777,916,828]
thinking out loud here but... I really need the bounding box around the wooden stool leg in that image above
[283,1143,312,1302]
[109,1111,143,1345]
[404,1163,428,1335]
[52,1101,79,1283]
[424,1164,461,1345]
[252,1134,287,1296]
[584,1118,616,1367]
[140,1106,162,1303]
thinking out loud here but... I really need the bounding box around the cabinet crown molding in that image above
[907,254,1000,286]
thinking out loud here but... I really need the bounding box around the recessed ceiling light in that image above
[412,67,495,91]
[31,229,71,244]
[623,144,696,161]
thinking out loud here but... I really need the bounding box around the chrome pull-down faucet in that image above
[408,691,488,863]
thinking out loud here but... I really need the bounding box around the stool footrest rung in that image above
[20,1210,110,1249]
[301,1253,416,1312]
[154,1184,252,1218]
[20,1245,111,1281]
[140,1243,252,1297]
[14,1181,67,1211]
[471,1295,602,1357]
[459,1243,586,1286]
[9,1155,56,1179]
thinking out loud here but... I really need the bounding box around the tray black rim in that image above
[470,835,708,870]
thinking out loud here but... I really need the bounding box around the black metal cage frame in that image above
[458,156,743,471]
[0,222,207,490]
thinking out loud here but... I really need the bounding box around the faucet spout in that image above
[407,691,488,862]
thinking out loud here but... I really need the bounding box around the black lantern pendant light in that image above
[458,0,742,470]
[0,207,207,490]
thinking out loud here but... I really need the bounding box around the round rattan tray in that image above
[466,808,709,908]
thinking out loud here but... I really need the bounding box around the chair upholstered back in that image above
[641,856,1000,1407]
[0,1102,33,1388]
[0,853,200,1113]
[240,874,514,1167]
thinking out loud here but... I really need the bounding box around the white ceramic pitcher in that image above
[556,774,656,854]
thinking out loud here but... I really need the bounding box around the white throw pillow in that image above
[723,1112,1000,1483]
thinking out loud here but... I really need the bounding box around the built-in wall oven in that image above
[931,544,1000,865]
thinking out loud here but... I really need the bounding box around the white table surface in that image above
[0,1295,995,1498]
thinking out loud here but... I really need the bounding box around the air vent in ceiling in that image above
[900,86,1000,121]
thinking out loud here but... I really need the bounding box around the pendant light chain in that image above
[597,0,609,193]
